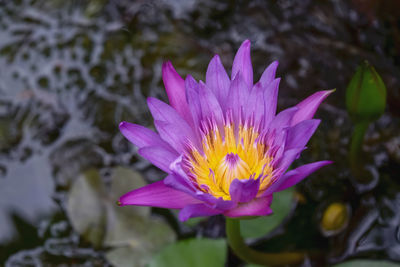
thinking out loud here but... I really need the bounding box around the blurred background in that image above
[0,0,399,266]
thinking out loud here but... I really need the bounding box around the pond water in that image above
[0,0,399,266]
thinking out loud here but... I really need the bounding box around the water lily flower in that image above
[118,40,332,221]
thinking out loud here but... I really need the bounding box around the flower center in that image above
[215,153,252,188]
[183,120,274,200]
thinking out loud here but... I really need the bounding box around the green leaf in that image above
[346,61,386,123]
[106,246,149,267]
[67,169,107,247]
[148,238,227,267]
[240,187,294,239]
[110,166,150,218]
[104,204,175,249]
[332,260,400,267]
[67,167,176,266]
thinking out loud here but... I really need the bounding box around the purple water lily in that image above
[118,40,332,221]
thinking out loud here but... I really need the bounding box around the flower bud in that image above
[346,61,386,122]
[320,202,350,236]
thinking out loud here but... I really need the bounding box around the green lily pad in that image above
[106,246,154,267]
[67,167,176,266]
[67,169,107,247]
[110,166,150,218]
[148,238,227,267]
[104,203,175,249]
[240,187,295,239]
[332,260,400,267]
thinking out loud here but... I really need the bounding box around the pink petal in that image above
[224,196,273,217]
[291,90,334,126]
[162,61,194,126]
[119,181,202,209]
[232,40,253,89]
[275,160,333,192]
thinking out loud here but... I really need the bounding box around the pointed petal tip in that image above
[211,54,221,61]
[116,200,122,206]
[162,60,173,69]
[146,96,157,106]
[322,88,336,96]
[269,60,279,69]
[241,39,251,47]
[119,121,127,129]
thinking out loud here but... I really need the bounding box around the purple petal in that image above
[119,181,201,209]
[232,40,253,89]
[185,75,202,128]
[275,147,305,174]
[138,146,179,173]
[259,61,279,87]
[224,196,273,217]
[245,82,265,126]
[275,160,333,192]
[206,55,230,109]
[167,157,236,209]
[229,178,260,203]
[179,203,222,221]
[268,128,288,160]
[285,119,320,150]
[165,156,199,194]
[119,122,175,152]
[213,197,237,211]
[262,147,306,196]
[148,97,185,123]
[164,173,197,196]
[263,78,281,127]
[268,107,299,133]
[198,81,224,126]
[154,120,190,153]
[227,72,249,123]
[147,97,199,148]
[162,61,193,126]
[291,90,334,126]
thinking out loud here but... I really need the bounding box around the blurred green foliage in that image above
[148,238,227,267]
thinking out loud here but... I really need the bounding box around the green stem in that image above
[225,218,304,266]
[349,121,369,177]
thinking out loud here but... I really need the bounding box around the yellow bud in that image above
[320,202,350,236]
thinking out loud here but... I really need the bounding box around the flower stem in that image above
[349,121,369,179]
[225,218,304,266]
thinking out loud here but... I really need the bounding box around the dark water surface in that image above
[0,0,399,266]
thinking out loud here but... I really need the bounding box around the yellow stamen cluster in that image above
[186,123,274,200]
